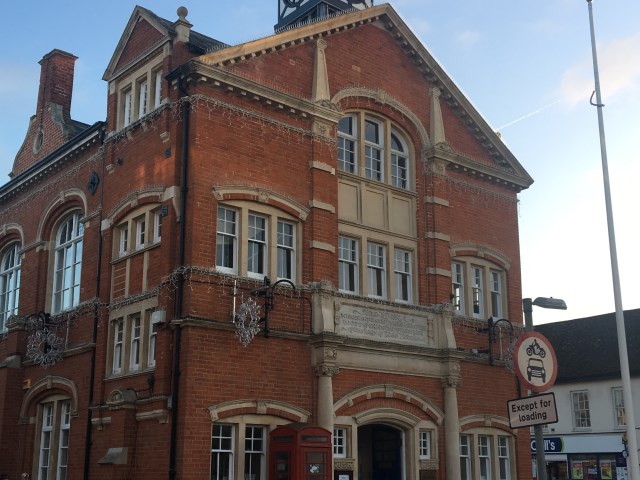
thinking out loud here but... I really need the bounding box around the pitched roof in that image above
[195,4,533,190]
[536,309,640,383]
[103,5,227,81]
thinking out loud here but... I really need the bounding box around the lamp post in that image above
[523,297,567,480]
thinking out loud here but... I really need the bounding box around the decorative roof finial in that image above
[177,6,188,21]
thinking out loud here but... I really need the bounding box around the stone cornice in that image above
[170,61,343,125]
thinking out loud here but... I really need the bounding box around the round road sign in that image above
[513,332,558,392]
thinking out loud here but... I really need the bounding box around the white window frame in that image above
[112,318,124,375]
[390,131,409,189]
[612,387,626,428]
[572,390,591,429]
[394,248,412,303]
[338,236,359,294]
[460,434,472,480]
[129,315,141,371]
[118,224,129,256]
[123,89,133,127]
[247,213,268,279]
[364,118,384,182]
[37,399,71,480]
[471,266,484,319]
[138,78,148,119]
[333,427,347,458]
[244,425,266,480]
[152,208,162,244]
[154,70,163,109]
[478,435,491,480]
[490,269,503,318]
[216,206,238,274]
[134,215,146,250]
[419,430,431,460]
[0,243,21,332]
[367,242,386,299]
[148,315,160,368]
[497,436,511,480]
[277,220,295,282]
[338,115,357,174]
[211,424,235,480]
[452,261,465,313]
[52,212,83,314]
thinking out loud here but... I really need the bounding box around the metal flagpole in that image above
[586,1,640,478]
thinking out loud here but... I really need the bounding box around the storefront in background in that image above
[531,434,628,480]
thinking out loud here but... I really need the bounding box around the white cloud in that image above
[560,32,640,107]
[456,30,481,48]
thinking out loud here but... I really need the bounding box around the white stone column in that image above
[315,364,339,431]
[442,376,462,480]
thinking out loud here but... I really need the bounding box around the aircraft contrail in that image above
[496,100,561,131]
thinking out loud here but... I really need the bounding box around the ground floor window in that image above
[211,423,267,480]
[460,432,514,480]
[37,398,71,480]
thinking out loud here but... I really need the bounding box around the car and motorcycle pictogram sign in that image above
[513,332,558,393]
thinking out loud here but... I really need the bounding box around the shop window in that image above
[36,398,71,480]
[571,390,591,429]
[612,387,626,428]
[0,243,21,332]
[451,259,506,320]
[108,310,158,377]
[52,212,84,314]
[215,204,300,282]
[338,113,412,191]
[114,206,162,259]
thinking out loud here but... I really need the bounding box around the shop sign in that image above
[530,436,564,453]
[508,392,558,428]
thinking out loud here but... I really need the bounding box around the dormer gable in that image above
[102,5,227,133]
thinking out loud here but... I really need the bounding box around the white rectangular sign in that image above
[508,392,558,428]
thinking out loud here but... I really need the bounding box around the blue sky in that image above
[1,1,639,324]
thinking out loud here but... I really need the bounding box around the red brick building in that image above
[0,2,535,479]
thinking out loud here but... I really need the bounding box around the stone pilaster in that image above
[441,376,462,480]
[315,364,339,431]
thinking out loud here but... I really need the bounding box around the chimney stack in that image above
[37,49,78,122]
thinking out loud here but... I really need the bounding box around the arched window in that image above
[52,213,84,313]
[0,243,21,331]
[338,112,413,191]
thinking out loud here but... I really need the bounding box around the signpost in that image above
[513,332,558,393]
[508,392,558,428]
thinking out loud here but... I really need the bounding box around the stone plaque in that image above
[336,305,431,347]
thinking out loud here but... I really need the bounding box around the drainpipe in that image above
[83,124,106,480]
[169,74,190,480]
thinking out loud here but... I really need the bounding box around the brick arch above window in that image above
[105,187,165,226]
[212,185,310,221]
[333,384,444,426]
[36,189,88,243]
[0,222,25,246]
[459,414,512,433]
[450,243,512,271]
[332,87,430,148]
[207,399,311,423]
[19,375,79,420]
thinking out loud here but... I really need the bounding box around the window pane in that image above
[367,243,386,298]
[216,207,237,271]
[53,213,83,313]
[248,214,267,275]
[277,221,295,281]
[338,236,358,293]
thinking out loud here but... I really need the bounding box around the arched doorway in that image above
[358,424,404,480]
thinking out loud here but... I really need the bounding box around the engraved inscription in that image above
[336,305,431,347]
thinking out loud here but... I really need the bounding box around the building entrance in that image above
[358,424,404,480]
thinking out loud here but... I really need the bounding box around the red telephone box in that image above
[269,423,332,480]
